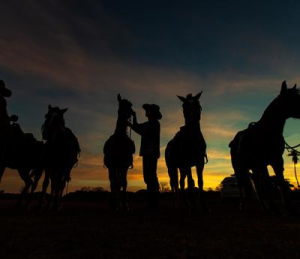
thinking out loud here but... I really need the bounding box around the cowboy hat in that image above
[0,80,12,97]
[142,103,162,120]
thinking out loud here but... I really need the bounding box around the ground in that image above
[0,198,300,259]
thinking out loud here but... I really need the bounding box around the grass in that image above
[0,198,300,259]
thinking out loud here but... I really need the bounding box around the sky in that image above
[1,0,300,193]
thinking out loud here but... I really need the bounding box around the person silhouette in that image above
[129,103,162,210]
[0,80,12,127]
[0,80,14,180]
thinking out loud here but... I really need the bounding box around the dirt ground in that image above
[0,198,300,259]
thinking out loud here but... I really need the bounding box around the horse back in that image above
[166,126,206,168]
[230,124,285,168]
[5,123,44,169]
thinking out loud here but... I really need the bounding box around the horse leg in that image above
[16,169,33,209]
[234,166,253,211]
[231,152,247,210]
[252,167,276,212]
[27,168,43,208]
[272,158,294,214]
[187,167,196,204]
[179,167,190,207]
[196,160,210,213]
[120,167,129,210]
[46,170,57,210]
[57,168,71,210]
[52,171,64,211]
[168,166,179,207]
[38,169,50,209]
[108,167,118,210]
[0,166,5,183]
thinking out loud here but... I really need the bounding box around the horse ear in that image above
[194,91,203,100]
[117,94,122,102]
[177,95,186,102]
[61,108,68,114]
[48,104,52,110]
[281,81,287,94]
[293,84,297,89]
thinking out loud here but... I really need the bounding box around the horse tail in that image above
[165,141,172,168]
[165,140,178,189]
[230,130,254,199]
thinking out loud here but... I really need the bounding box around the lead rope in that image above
[65,180,69,196]
[204,153,208,164]
[127,116,132,139]
[0,123,11,182]
[285,141,300,188]
[128,116,134,169]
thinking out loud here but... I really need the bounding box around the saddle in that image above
[0,123,42,168]
[229,123,258,155]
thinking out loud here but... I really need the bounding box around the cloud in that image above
[2,1,300,194]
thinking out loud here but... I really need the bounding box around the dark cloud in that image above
[1,0,300,192]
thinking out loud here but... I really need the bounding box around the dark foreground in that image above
[0,199,300,259]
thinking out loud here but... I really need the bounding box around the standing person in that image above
[0,80,14,181]
[0,80,12,129]
[129,103,162,210]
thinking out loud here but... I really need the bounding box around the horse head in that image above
[42,105,68,141]
[177,92,203,125]
[278,81,300,119]
[117,94,134,121]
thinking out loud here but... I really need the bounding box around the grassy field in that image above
[0,198,300,259]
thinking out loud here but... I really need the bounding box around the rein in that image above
[127,116,132,139]
[285,140,300,187]
[285,141,300,152]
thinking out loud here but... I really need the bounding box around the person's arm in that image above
[128,112,144,135]
[0,97,11,123]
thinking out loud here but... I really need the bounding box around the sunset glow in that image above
[1,1,300,193]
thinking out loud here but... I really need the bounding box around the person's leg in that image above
[143,156,159,209]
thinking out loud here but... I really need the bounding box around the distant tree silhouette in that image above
[230,81,300,214]
[80,187,105,192]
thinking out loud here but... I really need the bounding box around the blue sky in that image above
[1,0,300,192]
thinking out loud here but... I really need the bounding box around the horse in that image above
[229,81,300,213]
[165,92,208,210]
[0,117,44,208]
[103,94,135,210]
[37,105,80,211]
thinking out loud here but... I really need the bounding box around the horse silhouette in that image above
[165,92,208,210]
[36,105,80,211]
[104,94,135,210]
[0,117,44,208]
[230,81,300,213]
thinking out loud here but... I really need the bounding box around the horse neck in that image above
[183,108,201,130]
[184,119,200,130]
[46,125,66,143]
[114,115,128,137]
[258,98,286,135]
